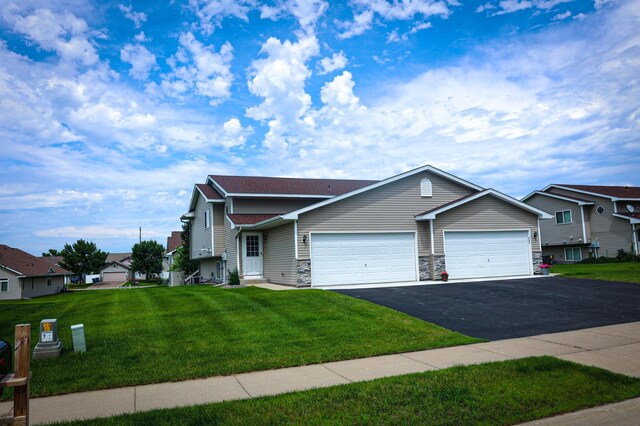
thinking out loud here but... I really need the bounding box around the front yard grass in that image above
[0,285,479,398]
[552,262,640,283]
[55,357,640,426]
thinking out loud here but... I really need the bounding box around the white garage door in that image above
[444,231,531,279]
[102,271,127,283]
[311,233,417,286]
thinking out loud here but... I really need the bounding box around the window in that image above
[47,278,52,286]
[565,247,582,261]
[596,206,605,215]
[204,208,211,229]
[31,278,34,289]
[245,235,260,257]
[420,178,432,197]
[555,210,572,224]
[0,278,8,292]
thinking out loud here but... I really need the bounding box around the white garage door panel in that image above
[311,233,417,286]
[445,231,531,279]
[102,271,127,282]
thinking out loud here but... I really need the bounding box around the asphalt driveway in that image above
[334,277,640,340]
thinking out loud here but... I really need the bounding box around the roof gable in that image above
[544,184,640,200]
[415,189,553,220]
[521,191,595,205]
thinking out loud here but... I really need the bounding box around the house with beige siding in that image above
[523,185,640,262]
[0,244,70,300]
[182,165,551,287]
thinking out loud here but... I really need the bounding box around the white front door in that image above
[242,233,263,277]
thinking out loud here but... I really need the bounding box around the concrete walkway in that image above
[2,322,639,425]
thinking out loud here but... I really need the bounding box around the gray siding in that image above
[191,193,213,260]
[263,223,297,285]
[434,195,540,255]
[0,268,21,300]
[542,245,586,263]
[297,171,474,258]
[21,276,64,298]
[526,194,586,246]
[233,198,320,214]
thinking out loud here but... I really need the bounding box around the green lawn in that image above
[552,262,640,283]
[54,357,640,426]
[0,286,478,398]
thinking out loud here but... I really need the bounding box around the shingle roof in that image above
[0,245,70,277]
[535,191,594,204]
[228,214,281,225]
[105,253,131,264]
[414,192,478,217]
[166,231,182,253]
[556,185,640,199]
[196,183,224,200]
[208,175,377,196]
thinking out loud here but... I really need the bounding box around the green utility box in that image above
[71,324,86,353]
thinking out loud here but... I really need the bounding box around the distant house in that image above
[99,252,140,283]
[163,231,183,286]
[523,185,640,262]
[0,244,71,300]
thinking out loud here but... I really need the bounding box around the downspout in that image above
[429,219,435,280]
[294,220,299,260]
[235,226,242,272]
[632,223,638,255]
[580,205,587,243]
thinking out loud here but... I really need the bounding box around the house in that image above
[0,244,71,300]
[99,252,137,283]
[523,185,640,262]
[182,165,551,287]
[163,231,184,286]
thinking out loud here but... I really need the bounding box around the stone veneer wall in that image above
[296,259,312,287]
[532,251,543,274]
[433,255,447,280]
[418,256,432,280]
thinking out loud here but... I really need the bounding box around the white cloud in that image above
[320,71,361,111]
[118,4,147,28]
[553,10,572,20]
[318,51,347,74]
[188,0,255,35]
[339,0,451,38]
[35,225,164,238]
[494,0,576,15]
[410,21,432,33]
[2,7,99,65]
[261,0,328,34]
[156,32,234,105]
[476,3,497,13]
[134,31,148,42]
[120,44,157,80]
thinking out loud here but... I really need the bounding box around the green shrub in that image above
[580,250,640,264]
[228,267,240,286]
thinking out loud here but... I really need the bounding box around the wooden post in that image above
[13,324,30,426]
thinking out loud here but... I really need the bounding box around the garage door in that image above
[102,271,127,283]
[310,233,417,286]
[444,231,531,279]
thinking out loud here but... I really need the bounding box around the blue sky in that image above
[1,0,638,255]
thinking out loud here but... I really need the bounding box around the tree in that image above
[131,240,164,280]
[59,240,108,281]
[170,246,199,275]
[42,248,61,257]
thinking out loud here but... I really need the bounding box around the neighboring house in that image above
[164,231,184,286]
[182,165,550,287]
[0,244,70,300]
[99,252,141,283]
[523,185,640,263]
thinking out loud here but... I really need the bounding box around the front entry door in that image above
[242,233,263,277]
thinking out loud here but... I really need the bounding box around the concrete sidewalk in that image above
[2,322,639,425]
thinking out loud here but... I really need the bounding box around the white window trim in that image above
[0,278,8,292]
[555,209,572,225]
[420,178,432,197]
[47,278,52,287]
[564,247,582,261]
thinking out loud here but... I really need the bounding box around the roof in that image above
[105,253,131,264]
[613,213,640,224]
[521,191,594,205]
[0,244,71,277]
[549,184,640,199]
[415,189,553,220]
[208,175,377,197]
[196,183,224,200]
[228,214,282,226]
[166,231,182,254]
[100,261,131,272]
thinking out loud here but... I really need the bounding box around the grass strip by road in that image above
[552,262,640,283]
[54,357,640,426]
[0,285,478,398]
